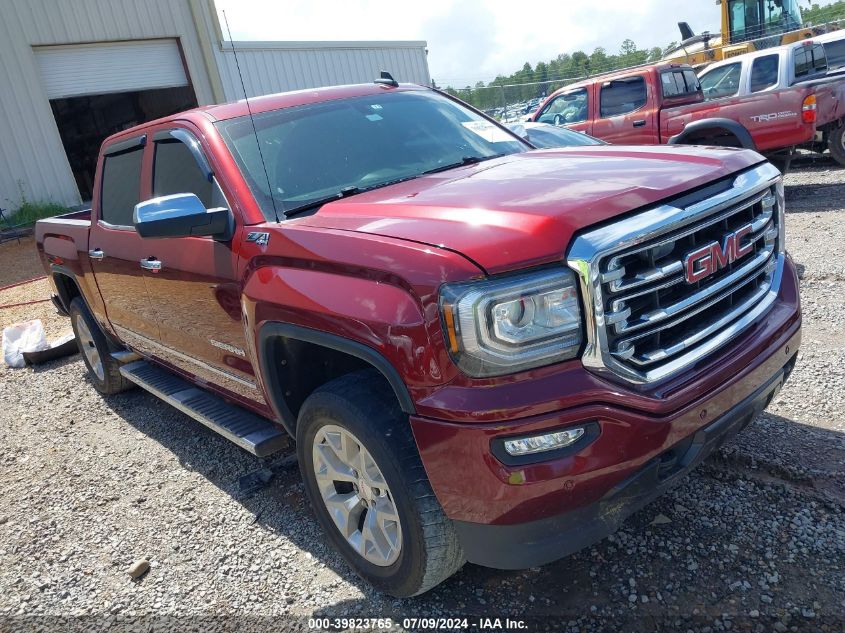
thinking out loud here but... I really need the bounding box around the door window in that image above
[100,146,143,227]
[153,137,214,208]
[824,38,845,70]
[599,76,647,118]
[537,89,588,125]
[699,63,742,99]
[750,54,779,92]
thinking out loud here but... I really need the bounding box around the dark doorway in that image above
[49,86,198,202]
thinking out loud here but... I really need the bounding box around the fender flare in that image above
[49,265,82,311]
[668,118,757,150]
[257,322,417,432]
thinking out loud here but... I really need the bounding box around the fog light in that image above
[503,427,585,456]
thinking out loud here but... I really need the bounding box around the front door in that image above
[88,135,162,355]
[137,124,266,409]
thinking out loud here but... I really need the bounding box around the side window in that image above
[661,69,701,98]
[750,55,779,93]
[824,39,845,70]
[699,63,742,99]
[153,137,214,208]
[599,76,647,118]
[537,89,588,125]
[100,146,143,227]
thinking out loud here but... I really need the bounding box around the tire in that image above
[68,297,133,395]
[296,369,464,597]
[828,124,845,167]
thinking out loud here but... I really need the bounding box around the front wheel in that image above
[296,370,464,597]
[828,124,845,167]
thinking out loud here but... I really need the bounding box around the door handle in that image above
[88,248,105,260]
[633,119,647,128]
[140,258,162,272]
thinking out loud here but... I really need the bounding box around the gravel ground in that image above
[0,160,843,633]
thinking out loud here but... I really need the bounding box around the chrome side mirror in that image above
[134,193,233,240]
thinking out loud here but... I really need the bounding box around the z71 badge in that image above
[246,231,270,246]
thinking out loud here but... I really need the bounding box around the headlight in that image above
[439,269,583,377]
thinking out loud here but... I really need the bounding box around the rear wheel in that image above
[828,124,845,167]
[296,369,464,597]
[68,297,133,395]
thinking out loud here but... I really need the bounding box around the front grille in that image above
[568,162,784,384]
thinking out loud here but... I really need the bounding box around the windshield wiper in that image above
[422,153,508,175]
[283,186,361,218]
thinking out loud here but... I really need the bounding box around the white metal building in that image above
[0,0,430,209]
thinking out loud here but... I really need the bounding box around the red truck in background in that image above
[36,81,801,597]
[533,46,845,172]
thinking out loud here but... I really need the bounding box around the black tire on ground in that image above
[828,124,845,167]
[296,369,465,597]
[68,297,133,395]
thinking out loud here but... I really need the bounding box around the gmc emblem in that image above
[684,224,754,283]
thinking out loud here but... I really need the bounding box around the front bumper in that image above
[451,361,792,569]
[409,256,801,568]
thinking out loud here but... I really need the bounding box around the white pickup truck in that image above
[697,39,845,166]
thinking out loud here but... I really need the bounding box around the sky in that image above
[214,0,837,87]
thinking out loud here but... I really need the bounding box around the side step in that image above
[119,360,289,457]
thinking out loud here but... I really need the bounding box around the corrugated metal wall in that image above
[0,0,218,208]
[0,0,431,209]
[212,42,431,101]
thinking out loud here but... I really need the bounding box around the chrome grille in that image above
[568,162,785,384]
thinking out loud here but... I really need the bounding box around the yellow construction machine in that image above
[664,0,836,66]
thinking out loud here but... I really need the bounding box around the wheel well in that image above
[680,128,743,148]
[52,272,81,311]
[259,325,416,433]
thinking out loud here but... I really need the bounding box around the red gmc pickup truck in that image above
[36,81,801,597]
[532,57,845,172]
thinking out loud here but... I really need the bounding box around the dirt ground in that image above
[0,236,44,287]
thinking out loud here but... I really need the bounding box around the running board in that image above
[119,360,289,457]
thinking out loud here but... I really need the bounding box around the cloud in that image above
[215,0,833,86]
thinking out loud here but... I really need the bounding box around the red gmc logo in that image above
[684,224,754,283]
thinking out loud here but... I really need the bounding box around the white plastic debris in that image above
[2,319,49,368]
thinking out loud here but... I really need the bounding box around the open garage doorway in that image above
[35,39,198,202]
[49,86,197,201]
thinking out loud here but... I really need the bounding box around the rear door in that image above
[88,135,162,354]
[591,74,658,144]
[137,123,266,408]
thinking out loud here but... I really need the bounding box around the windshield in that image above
[215,90,526,220]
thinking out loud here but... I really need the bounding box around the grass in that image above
[2,201,69,229]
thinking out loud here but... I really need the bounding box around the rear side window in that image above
[699,63,742,99]
[153,139,214,208]
[660,69,700,98]
[750,54,779,92]
[600,76,647,117]
[100,147,143,227]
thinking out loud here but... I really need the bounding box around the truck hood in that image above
[299,145,764,274]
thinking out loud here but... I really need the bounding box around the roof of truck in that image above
[200,82,429,121]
